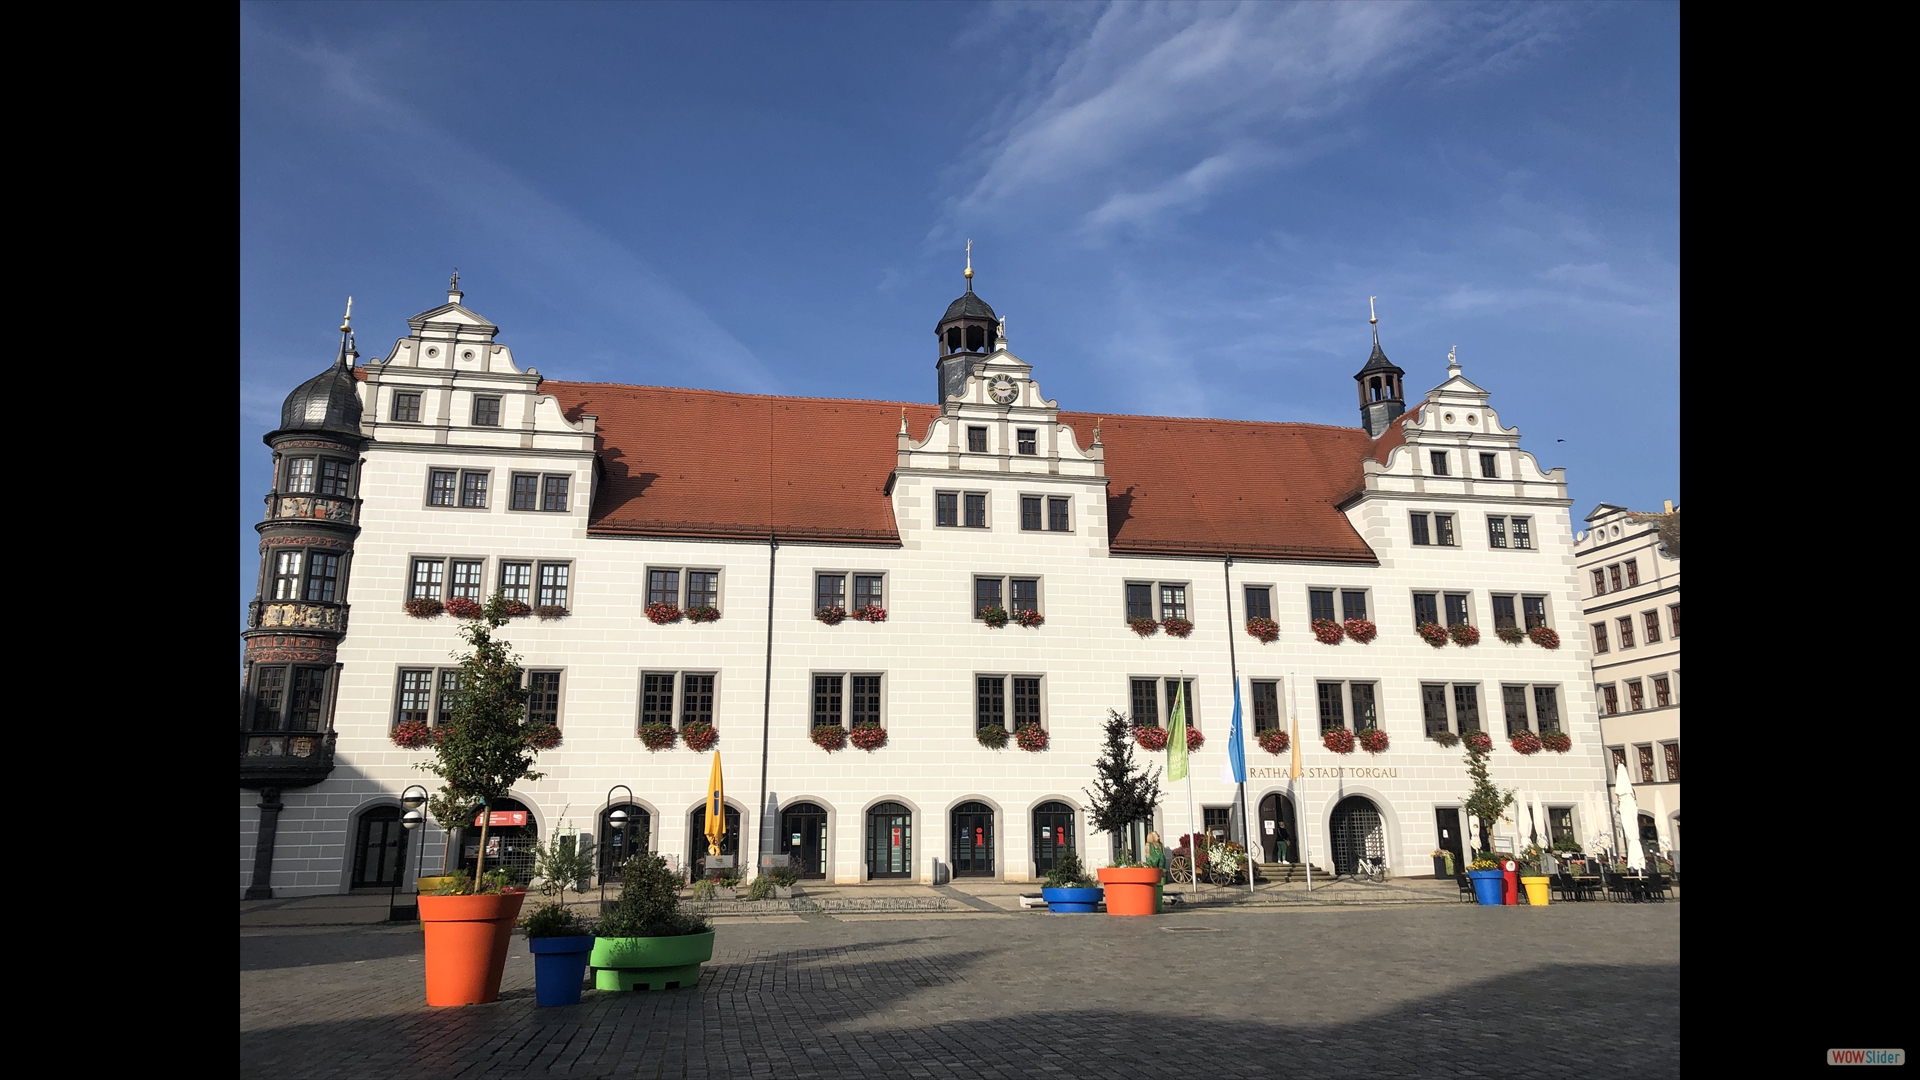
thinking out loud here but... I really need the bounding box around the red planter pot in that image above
[419,890,526,1006]
[1096,867,1163,916]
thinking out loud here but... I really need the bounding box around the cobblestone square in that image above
[242,903,1678,1078]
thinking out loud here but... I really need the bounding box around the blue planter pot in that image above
[528,934,595,1006]
[1041,886,1104,913]
[1468,870,1505,906]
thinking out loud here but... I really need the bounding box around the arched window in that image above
[952,802,994,876]
[781,802,828,879]
[351,806,409,889]
[689,803,741,879]
[947,328,963,353]
[965,325,985,352]
[1031,801,1075,877]
[599,803,651,883]
[866,802,911,879]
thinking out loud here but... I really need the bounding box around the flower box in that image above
[810,725,847,752]
[1257,728,1289,755]
[526,724,562,750]
[1429,731,1461,748]
[1128,616,1160,637]
[849,725,888,751]
[1322,728,1356,755]
[404,597,445,618]
[1132,725,1169,751]
[639,722,678,751]
[851,604,887,623]
[1311,618,1345,645]
[1015,608,1045,628]
[815,605,848,626]
[535,605,569,620]
[390,720,434,749]
[500,599,533,618]
[1357,728,1390,754]
[1540,731,1572,753]
[1184,727,1204,751]
[1463,730,1493,753]
[684,605,721,624]
[1343,618,1378,644]
[1246,617,1279,644]
[1495,625,1526,645]
[1161,617,1194,638]
[645,602,683,625]
[1416,621,1449,648]
[1528,626,1561,650]
[682,721,718,752]
[979,606,1009,628]
[1509,731,1544,755]
[1448,623,1481,647]
[976,725,1010,749]
[444,597,484,620]
[1015,725,1049,752]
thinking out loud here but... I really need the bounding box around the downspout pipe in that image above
[756,533,778,876]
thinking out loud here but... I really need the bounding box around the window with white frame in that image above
[1126,677,1195,728]
[1423,682,1480,737]
[1410,512,1457,547]
[536,562,570,610]
[499,561,533,604]
[648,566,722,611]
[977,674,1045,732]
[1316,680,1377,733]
[638,671,715,731]
[974,575,1040,617]
[812,673,884,730]
[1487,515,1532,549]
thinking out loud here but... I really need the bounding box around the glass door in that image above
[866,803,911,879]
[1032,802,1074,876]
[952,803,994,876]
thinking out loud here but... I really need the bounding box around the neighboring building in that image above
[240,273,1609,897]
[1575,502,1680,862]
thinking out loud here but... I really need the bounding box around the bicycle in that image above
[1354,855,1388,884]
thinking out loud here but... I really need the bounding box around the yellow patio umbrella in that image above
[704,749,727,856]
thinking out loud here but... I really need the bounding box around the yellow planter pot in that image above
[1521,875,1551,906]
[416,876,457,895]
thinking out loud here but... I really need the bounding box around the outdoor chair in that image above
[1552,871,1581,902]
[1456,872,1475,902]
[1642,869,1671,902]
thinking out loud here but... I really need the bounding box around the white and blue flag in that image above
[1222,679,1248,786]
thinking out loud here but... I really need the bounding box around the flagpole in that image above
[1289,673,1309,894]
[1182,673,1198,906]
[1220,555,1254,895]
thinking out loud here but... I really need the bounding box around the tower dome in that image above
[934,242,1000,403]
[274,307,364,439]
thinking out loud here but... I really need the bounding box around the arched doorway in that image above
[351,806,409,889]
[689,803,741,879]
[1329,796,1386,877]
[1257,793,1299,863]
[952,802,994,876]
[598,803,651,883]
[1032,801,1075,877]
[1638,813,1661,857]
[866,802,912,879]
[460,798,538,887]
[780,802,828,879]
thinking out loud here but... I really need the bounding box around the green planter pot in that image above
[590,931,716,991]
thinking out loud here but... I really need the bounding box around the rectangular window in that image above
[429,470,458,507]
[1204,807,1231,841]
[1421,684,1450,737]
[967,426,988,453]
[1592,622,1609,653]
[1669,603,1681,637]
[850,675,882,728]
[683,673,715,728]
[1609,565,1623,591]
[319,459,352,497]
[285,458,315,493]
[1048,497,1069,532]
[977,675,1006,731]
[1523,596,1548,630]
[854,575,883,610]
[410,558,445,601]
[460,471,488,508]
[1159,584,1188,622]
[304,553,339,603]
[1454,684,1481,734]
[812,674,843,728]
[1429,450,1450,476]
[1410,514,1431,546]
[1308,589,1335,624]
[1617,616,1635,649]
[272,551,302,600]
[1013,677,1042,729]
[1444,593,1469,627]
[1245,586,1272,621]
[1017,429,1037,455]
[936,492,958,527]
[1488,517,1508,548]
[1491,595,1517,630]
[1130,678,1159,727]
[1548,808,1574,847]
[1317,681,1345,732]
[288,668,327,731]
[1165,678,1197,727]
[1010,578,1039,613]
[1479,453,1498,478]
[642,673,676,728]
[1436,513,1456,546]
[542,475,569,512]
[511,474,540,511]
[252,667,287,729]
[1625,559,1640,587]
[1636,744,1656,784]
[527,671,561,727]
[651,569,683,608]
[436,669,461,727]
[1592,568,1607,595]
[1413,592,1439,627]
[537,563,569,609]
[1626,679,1645,712]
[1644,611,1662,644]
[1126,584,1154,621]
[1533,687,1560,733]
[964,492,987,528]
[1601,684,1619,715]
[1653,675,1671,708]
[397,669,433,728]
[1512,518,1531,549]
[687,571,719,610]
[1252,681,1280,732]
[816,573,845,612]
[392,392,421,423]
[975,576,1002,614]
[472,396,501,427]
[1021,496,1042,531]
[1662,742,1681,782]
[1609,745,1628,774]
[1340,590,1367,622]
[1350,682,1377,730]
[449,559,484,601]
[1502,685,1530,736]
[499,562,532,604]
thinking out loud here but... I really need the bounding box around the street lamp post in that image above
[389,785,430,922]
[601,784,635,911]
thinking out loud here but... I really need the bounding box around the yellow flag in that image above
[704,750,726,856]
[1168,681,1189,782]
[1288,715,1302,781]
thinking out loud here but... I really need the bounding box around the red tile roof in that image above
[537,381,1382,562]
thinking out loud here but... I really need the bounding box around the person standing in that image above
[1274,820,1291,864]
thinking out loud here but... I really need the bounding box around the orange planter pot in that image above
[419,890,527,1006]
[1097,867,1162,916]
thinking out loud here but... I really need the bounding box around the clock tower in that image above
[934,243,999,406]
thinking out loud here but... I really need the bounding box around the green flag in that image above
[1168,680,1188,782]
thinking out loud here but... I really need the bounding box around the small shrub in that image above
[519,900,591,939]
[747,874,774,901]
[596,853,709,938]
[1043,850,1096,889]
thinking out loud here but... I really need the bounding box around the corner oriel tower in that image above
[1354,296,1406,438]
[935,241,999,405]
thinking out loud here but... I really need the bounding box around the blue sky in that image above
[241,2,1678,611]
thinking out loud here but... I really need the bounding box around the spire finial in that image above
[448,269,463,304]
[964,239,973,291]
[1447,344,1460,376]
[340,296,353,333]
[899,407,908,435]
[1369,295,1380,346]
[1092,417,1104,445]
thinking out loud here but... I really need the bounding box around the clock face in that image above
[989,377,1018,404]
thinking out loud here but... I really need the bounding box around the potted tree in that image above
[590,852,715,991]
[1038,850,1102,913]
[1461,733,1516,908]
[1085,708,1164,917]
[411,594,549,1006]
[522,831,597,1006]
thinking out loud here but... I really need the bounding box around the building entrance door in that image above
[781,802,828,879]
[1257,794,1297,863]
[952,803,994,876]
[460,799,538,887]
[689,804,740,879]
[598,803,651,884]
[867,803,911,879]
[1329,796,1385,877]
[1032,802,1075,877]
[351,806,409,889]
[1434,808,1465,875]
